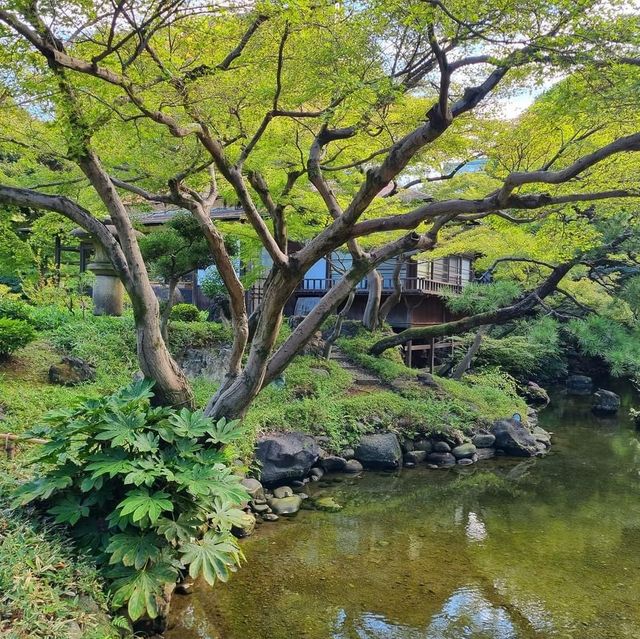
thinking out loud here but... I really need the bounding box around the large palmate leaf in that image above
[180,531,244,586]
[168,408,213,438]
[117,488,173,523]
[123,458,164,487]
[156,514,201,543]
[110,561,178,621]
[206,417,248,445]
[107,531,163,569]
[13,473,73,505]
[209,498,254,532]
[113,378,155,405]
[95,411,146,447]
[86,450,134,478]
[47,495,90,525]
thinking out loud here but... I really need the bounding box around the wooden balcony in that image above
[296,276,464,295]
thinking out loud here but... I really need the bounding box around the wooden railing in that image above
[296,276,464,295]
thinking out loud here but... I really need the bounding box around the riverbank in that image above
[166,383,640,639]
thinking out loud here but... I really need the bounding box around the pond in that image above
[166,385,640,639]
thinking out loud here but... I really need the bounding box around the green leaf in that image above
[114,378,156,404]
[47,495,89,525]
[117,488,173,524]
[106,531,163,570]
[131,431,159,453]
[180,531,243,586]
[156,514,200,543]
[206,417,249,445]
[13,474,73,506]
[110,562,177,621]
[94,411,146,447]
[169,409,212,438]
[85,450,134,478]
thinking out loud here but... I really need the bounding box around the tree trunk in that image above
[78,151,195,408]
[451,325,489,379]
[362,269,382,331]
[323,290,356,359]
[160,278,179,342]
[378,256,404,325]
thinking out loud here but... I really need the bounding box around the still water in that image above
[167,386,640,639]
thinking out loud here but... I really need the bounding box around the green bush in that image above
[0,296,31,322]
[14,380,250,622]
[170,303,200,322]
[26,304,74,330]
[168,320,232,352]
[0,317,37,357]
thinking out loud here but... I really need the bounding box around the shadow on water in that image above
[166,382,640,639]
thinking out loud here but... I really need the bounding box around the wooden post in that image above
[430,338,436,373]
[405,340,413,367]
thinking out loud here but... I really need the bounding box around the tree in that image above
[0,1,638,417]
[139,213,212,339]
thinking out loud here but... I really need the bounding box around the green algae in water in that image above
[166,386,640,639]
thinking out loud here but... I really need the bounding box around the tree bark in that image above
[451,325,489,379]
[362,269,382,331]
[378,256,404,324]
[160,277,179,342]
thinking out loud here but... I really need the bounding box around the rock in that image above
[232,512,256,538]
[566,374,593,396]
[354,433,402,469]
[592,389,620,415]
[309,467,324,479]
[314,496,343,512]
[310,367,330,377]
[256,432,320,485]
[413,438,433,453]
[527,408,539,428]
[404,450,427,464]
[433,441,451,453]
[475,447,496,461]
[452,443,477,459]
[426,452,456,467]
[241,478,264,501]
[272,486,293,499]
[319,456,347,473]
[532,426,552,447]
[400,437,414,453]
[206,293,231,323]
[177,347,231,383]
[340,447,355,460]
[417,372,439,388]
[491,419,538,457]
[457,458,474,466]
[523,381,550,406]
[404,461,416,468]
[262,513,279,522]
[252,503,271,514]
[302,330,325,357]
[344,459,363,473]
[268,495,302,516]
[472,433,495,448]
[48,356,96,386]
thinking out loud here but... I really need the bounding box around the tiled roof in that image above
[135,207,244,226]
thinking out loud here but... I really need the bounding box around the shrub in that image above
[170,303,201,322]
[14,380,250,622]
[26,304,74,330]
[0,317,36,357]
[0,296,31,322]
[168,320,232,352]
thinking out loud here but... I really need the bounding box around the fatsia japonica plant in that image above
[13,380,251,621]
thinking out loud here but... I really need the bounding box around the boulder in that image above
[241,478,265,501]
[48,356,96,386]
[592,389,620,415]
[475,448,495,461]
[256,432,320,485]
[522,381,550,406]
[472,433,495,448]
[452,443,477,459]
[457,458,474,466]
[404,450,427,464]
[319,456,348,473]
[177,347,231,383]
[426,452,456,467]
[413,438,433,453]
[491,419,538,457]
[272,486,293,499]
[433,441,451,453]
[339,447,355,460]
[566,374,593,396]
[354,433,402,469]
[231,512,256,538]
[344,459,364,473]
[417,372,440,388]
[309,467,324,480]
[268,495,302,516]
[532,426,552,447]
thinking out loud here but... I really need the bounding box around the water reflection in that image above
[167,384,640,639]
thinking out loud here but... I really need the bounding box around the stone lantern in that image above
[72,219,125,316]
